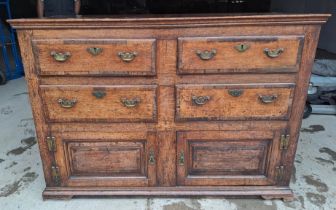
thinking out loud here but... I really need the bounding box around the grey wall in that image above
[271,0,336,54]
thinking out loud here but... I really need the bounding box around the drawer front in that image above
[178,36,303,74]
[177,131,282,186]
[54,132,157,187]
[176,83,294,121]
[40,85,157,122]
[33,39,156,76]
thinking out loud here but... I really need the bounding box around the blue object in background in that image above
[0,0,24,83]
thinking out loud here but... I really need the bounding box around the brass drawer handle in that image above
[121,97,141,108]
[92,90,106,99]
[149,149,155,165]
[50,51,71,62]
[118,51,138,62]
[259,95,278,104]
[196,49,217,60]
[235,43,250,52]
[87,47,103,56]
[192,95,211,106]
[228,89,244,97]
[264,48,284,58]
[179,151,185,165]
[58,98,77,108]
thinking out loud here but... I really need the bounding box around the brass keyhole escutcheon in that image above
[228,89,244,97]
[234,43,250,52]
[92,90,106,99]
[87,47,103,56]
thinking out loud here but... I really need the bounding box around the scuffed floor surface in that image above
[1,78,335,210]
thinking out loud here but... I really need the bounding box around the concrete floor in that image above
[0,78,335,210]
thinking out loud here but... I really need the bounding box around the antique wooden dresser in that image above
[9,14,329,200]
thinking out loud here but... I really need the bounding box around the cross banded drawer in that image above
[33,39,156,76]
[178,36,303,74]
[40,85,157,123]
[176,83,295,121]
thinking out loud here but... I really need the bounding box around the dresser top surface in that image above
[9,13,330,29]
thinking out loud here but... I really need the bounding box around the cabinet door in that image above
[176,130,282,186]
[54,132,157,187]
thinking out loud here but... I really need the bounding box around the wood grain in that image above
[16,30,55,186]
[281,25,324,186]
[40,85,157,123]
[10,14,329,199]
[177,130,281,186]
[178,36,303,74]
[8,14,330,29]
[54,132,157,187]
[33,39,156,76]
[176,83,294,121]
[67,141,145,176]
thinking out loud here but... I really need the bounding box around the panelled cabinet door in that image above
[176,130,282,186]
[53,132,157,187]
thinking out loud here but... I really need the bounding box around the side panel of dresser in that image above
[16,30,55,186]
[280,25,323,186]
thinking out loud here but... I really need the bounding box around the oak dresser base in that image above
[9,14,329,201]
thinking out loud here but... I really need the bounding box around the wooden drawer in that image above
[40,85,157,122]
[177,36,303,74]
[53,132,157,187]
[177,130,282,186]
[176,83,294,121]
[33,39,156,76]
